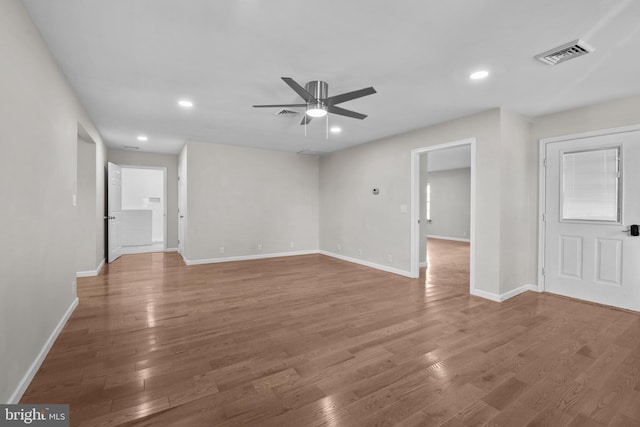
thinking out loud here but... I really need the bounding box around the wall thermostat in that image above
[372,188,379,195]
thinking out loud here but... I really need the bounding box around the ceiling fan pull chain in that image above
[326,114,329,140]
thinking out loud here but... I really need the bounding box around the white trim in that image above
[320,251,414,278]
[419,261,428,268]
[8,297,79,404]
[427,235,471,243]
[538,135,547,292]
[539,124,640,144]
[410,138,477,299]
[165,247,178,252]
[471,284,538,303]
[537,123,640,294]
[76,258,105,278]
[183,250,319,266]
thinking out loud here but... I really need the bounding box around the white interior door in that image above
[543,130,640,311]
[177,163,185,256]
[107,162,122,263]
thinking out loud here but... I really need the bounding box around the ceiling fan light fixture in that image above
[306,105,327,118]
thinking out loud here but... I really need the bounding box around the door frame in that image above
[118,164,168,252]
[537,123,640,293]
[410,138,477,295]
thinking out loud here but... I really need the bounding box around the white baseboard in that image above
[319,250,414,278]
[76,258,105,278]
[427,235,471,243]
[419,261,428,268]
[8,297,79,404]
[471,284,538,303]
[183,250,320,266]
[165,247,178,252]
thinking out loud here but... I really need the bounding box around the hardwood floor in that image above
[21,239,640,426]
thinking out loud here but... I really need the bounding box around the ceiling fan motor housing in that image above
[305,80,328,109]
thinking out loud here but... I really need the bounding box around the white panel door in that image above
[177,164,185,256]
[544,130,640,311]
[107,162,122,263]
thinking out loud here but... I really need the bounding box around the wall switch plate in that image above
[400,204,407,213]
[72,194,77,207]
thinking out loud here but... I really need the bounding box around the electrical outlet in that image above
[289,242,295,248]
[358,248,363,256]
[337,244,342,251]
[387,254,393,262]
[257,244,262,250]
[219,247,225,254]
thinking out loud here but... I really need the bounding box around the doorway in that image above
[117,166,167,255]
[410,138,476,295]
[539,126,640,311]
[76,133,98,276]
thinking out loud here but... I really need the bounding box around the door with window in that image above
[543,130,640,311]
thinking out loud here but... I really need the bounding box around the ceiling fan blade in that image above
[327,105,367,120]
[282,77,316,103]
[324,87,376,106]
[253,103,307,108]
[300,115,313,125]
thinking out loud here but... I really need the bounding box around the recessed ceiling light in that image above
[469,70,489,80]
[137,135,148,142]
[330,126,341,133]
[178,99,194,108]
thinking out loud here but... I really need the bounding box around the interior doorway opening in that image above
[119,166,167,255]
[410,138,476,295]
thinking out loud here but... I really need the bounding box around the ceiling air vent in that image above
[535,39,593,65]
[275,108,300,118]
[122,145,139,150]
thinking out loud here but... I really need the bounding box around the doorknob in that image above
[623,224,639,236]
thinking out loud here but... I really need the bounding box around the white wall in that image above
[182,141,319,262]
[419,153,428,263]
[499,110,534,293]
[121,168,164,243]
[425,167,471,240]
[320,109,505,294]
[0,0,105,403]
[107,149,178,250]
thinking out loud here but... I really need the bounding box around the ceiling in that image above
[21,0,640,155]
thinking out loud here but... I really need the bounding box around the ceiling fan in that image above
[253,77,376,125]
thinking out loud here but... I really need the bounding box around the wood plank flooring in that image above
[21,239,640,426]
